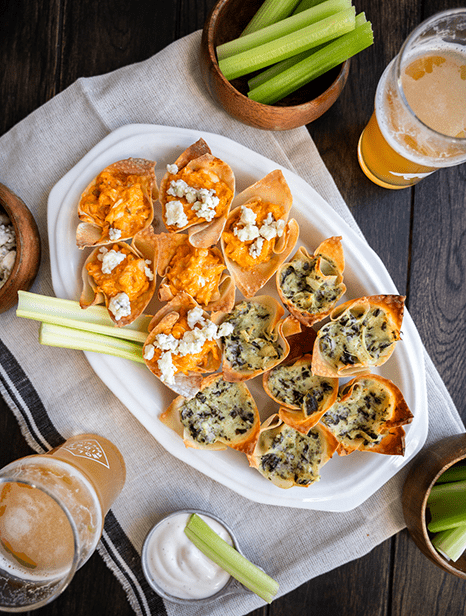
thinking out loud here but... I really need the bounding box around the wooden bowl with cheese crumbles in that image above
[0,183,41,313]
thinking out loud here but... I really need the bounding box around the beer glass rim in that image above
[0,476,80,612]
[394,7,466,143]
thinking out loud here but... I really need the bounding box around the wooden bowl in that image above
[402,433,466,578]
[200,0,350,131]
[0,183,41,313]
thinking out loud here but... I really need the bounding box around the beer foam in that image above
[0,458,103,569]
[376,44,466,167]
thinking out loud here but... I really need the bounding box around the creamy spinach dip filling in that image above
[279,254,343,314]
[266,361,335,416]
[220,301,283,372]
[318,306,397,368]
[179,378,256,445]
[259,425,323,486]
[321,379,391,447]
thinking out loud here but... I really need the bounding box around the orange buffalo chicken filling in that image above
[86,244,151,302]
[163,243,225,306]
[222,200,286,270]
[146,313,221,376]
[163,165,233,229]
[79,170,152,239]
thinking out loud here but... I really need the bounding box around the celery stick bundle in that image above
[427,461,466,562]
[17,290,148,362]
[216,0,373,105]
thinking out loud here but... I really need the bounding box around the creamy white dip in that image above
[0,210,16,289]
[143,512,232,600]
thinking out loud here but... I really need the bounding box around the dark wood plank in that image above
[408,166,466,409]
[392,529,466,616]
[382,0,466,613]
[389,2,466,607]
[270,543,391,616]
[58,0,180,88]
[0,0,60,135]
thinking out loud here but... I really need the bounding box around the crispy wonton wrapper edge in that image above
[76,157,157,249]
[222,169,299,298]
[143,291,221,398]
[79,236,156,327]
[159,373,260,453]
[277,236,346,327]
[311,294,405,377]
[159,139,235,248]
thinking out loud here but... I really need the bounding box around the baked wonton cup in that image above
[76,158,157,248]
[159,374,260,453]
[79,232,156,327]
[212,295,301,382]
[262,354,339,433]
[312,294,405,378]
[155,232,235,313]
[362,426,407,456]
[221,169,299,298]
[321,374,413,456]
[142,291,222,398]
[159,139,235,248]
[277,236,346,327]
[246,414,339,489]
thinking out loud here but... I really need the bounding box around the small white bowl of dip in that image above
[141,509,248,604]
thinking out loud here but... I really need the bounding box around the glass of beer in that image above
[0,433,126,611]
[358,9,466,189]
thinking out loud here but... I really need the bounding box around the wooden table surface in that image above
[1,0,466,614]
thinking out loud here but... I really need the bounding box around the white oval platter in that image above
[48,124,428,511]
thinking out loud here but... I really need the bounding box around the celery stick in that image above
[248,47,323,91]
[240,0,301,37]
[39,322,146,364]
[185,514,279,603]
[428,479,466,504]
[435,462,466,484]
[217,0,351,60]
[292,0,327,14]
[248,19,372,105]
[218,7,356,81]
[17,290,151,343]
[428,495,466,533]
[248,12,366,90]
[432,525,466,562]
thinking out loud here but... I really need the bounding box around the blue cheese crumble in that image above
[97,247,127,274]
[166,179,219,226]
[143,308,234,384]
[108,292,131,320]
[233,206,285,260]
[0,210,16,289]
[108,227,122,240]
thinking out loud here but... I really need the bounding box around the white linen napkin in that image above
[0,30,464,616]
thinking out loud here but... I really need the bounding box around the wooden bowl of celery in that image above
[402,433,466,579]
[0,183,41,314]
[199,0,373,130]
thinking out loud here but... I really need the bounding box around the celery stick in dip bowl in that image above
[141,509,249,604]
